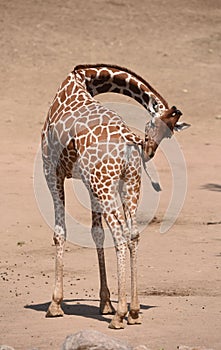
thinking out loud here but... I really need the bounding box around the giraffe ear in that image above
[174,122,191,132]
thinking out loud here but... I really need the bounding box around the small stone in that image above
[215,115,221,120]
[182,89,188,93]
[0,346,15,350]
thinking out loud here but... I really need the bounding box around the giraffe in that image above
[41,64,189,329]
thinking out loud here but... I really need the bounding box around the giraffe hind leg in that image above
[119,176,142,325]
[90,178,129,328]
[127,237,142,325]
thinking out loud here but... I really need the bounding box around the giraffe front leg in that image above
[127,237,142,325]
[92,186,129,329]
[97,247,115,315]
[91,210,115,315]
[46,227,65,317]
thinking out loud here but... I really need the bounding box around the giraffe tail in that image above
[140,146,162,192]
[123,132,161,192]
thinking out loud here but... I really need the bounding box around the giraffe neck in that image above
[74,64,169,117]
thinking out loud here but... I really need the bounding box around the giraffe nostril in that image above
[149,152,154,159]
[148,147,153,157]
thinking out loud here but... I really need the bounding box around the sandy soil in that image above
[0,1,221,349]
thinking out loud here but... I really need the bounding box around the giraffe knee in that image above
[128,234,140,251]
[130,228,140,241]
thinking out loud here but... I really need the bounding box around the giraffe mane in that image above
[73,63,169,109]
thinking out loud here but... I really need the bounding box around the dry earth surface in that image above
[0,1,221,349]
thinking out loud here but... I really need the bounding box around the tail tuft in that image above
[151,181,162,192]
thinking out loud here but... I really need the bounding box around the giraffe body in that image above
[41,64,189,328]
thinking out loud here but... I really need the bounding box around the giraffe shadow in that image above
[24,298,156,324]
[201,183,221,192]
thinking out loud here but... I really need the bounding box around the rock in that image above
[62,329,133,350]
[0,346,15,350]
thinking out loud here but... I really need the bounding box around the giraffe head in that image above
[143,106,190,161]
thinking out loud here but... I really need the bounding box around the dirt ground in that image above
[0,1,221,349]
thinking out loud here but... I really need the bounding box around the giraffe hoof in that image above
[108,320,125,329]
[100,300,115,315]
[127,312,142,325]
[108,313,125,329]
[46,303,64,318]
